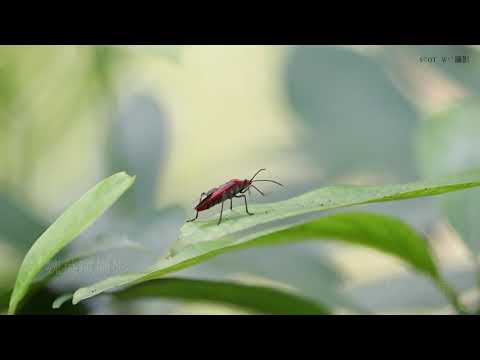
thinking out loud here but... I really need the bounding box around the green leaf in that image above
[52,294,73,310]
[113,277,329,315]
[8,172,135,314]
[2,236,143,313]
[169,170,480,256]
[71,170,480,306]
[242,212,438,277]
[37,235,148,286]
[417,99,480,257]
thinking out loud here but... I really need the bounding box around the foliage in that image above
[8,172,135,314]
[3,169,479,314]
[2,46,480,315]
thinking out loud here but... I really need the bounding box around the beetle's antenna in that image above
[249,168,267,182]
[252,179,284,187]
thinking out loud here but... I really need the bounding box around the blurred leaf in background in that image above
[417,99,480,260]
[120,45,183,64]
[0,194,46,254]
[285,45,419,182]
[345,265,476,314]
[114,277,329,315]
[0,46,120,200]
[106,93,169,217]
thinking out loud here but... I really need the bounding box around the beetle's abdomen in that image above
[194,179,244,211]
[195,197,216,211]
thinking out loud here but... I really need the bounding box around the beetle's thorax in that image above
[239,179,251,190]
[227,179,249,194]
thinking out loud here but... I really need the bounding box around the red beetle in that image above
[187,168,283,225]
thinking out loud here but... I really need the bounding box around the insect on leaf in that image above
[70,170,480,306]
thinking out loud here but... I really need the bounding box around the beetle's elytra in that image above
[187,169,283,225]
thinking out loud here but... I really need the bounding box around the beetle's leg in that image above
[187,192,207,223]
[217,201,225,225]
[235,195,254,215]
[186,211,199,222]
[230,198,233,210]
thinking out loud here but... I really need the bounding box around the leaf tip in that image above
[121,171,136,185]
[52,294,74,309]
[72,289,89,305]
[112,171,135,180]
[72,295,80,305]
[7,295,18,315]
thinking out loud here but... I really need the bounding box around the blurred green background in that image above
[1,45,479,314]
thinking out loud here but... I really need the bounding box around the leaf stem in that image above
[434,277,468,314]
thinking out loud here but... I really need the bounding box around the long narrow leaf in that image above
[4,237,143,313]
[71,171,480,306]
[114,277,329,315]
[8,172,135,314]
